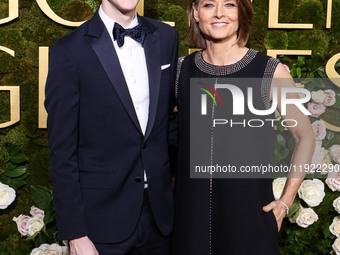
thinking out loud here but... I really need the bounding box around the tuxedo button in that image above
[135,176,142,183]
[143,143,147,149]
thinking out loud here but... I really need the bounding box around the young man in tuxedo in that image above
[45,0,178,254]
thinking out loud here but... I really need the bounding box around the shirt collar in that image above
[99,5,138,34]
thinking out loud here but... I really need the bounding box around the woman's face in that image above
[194,0,239,44]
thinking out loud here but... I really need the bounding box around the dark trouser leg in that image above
[94,190,170,255]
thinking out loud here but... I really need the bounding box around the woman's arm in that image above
[263,63,315,231]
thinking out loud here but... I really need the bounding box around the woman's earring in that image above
[195,19,199,24]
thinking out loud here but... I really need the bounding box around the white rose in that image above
[61,246,69,255]
[333,237,340,255]
[330,145,340,164]
[311,142,327,168]
[27,216,45,236]
[298,179,325,207]
[311,120,327,141]
[296,208,318,228]
[44,243,62,255]
[326,170,340,191]
[272,177,287,200]
[320,151,333,174]
[330,216,340,237]
[30,244,50,255]
[0,182,16,210]
[334,197,340,214]
[323,89,336,106]
[30,206,45,218]
[312,90,325,103]
[12,214,32,236]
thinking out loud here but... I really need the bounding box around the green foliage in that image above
[162,5,188,55]
[329,0,340,43]
[63,0,93,22]
[145,0,161,19]
[248,8,268,53]
[278,0,299,23]
[264,30,288,49]
[0,144,29,190]
[162,5,187,39]
[294,0,325,28]
[288,29,329,58]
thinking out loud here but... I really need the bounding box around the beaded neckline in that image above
[194,48,258,76]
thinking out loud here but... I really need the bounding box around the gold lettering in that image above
[321,53,340,130]
[0,46,15,57]
[326,0,332,29]
[321,120,340,132]
[0,47,19,129]
[35,0,85,27]
[0,0,19,25]
[267,49,312,58]
[0,86,20,128]
[268,0,313,29]
[39,47,49,129]
[325,53,340,87]
[136,0,144,16]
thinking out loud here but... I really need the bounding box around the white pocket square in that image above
[161,64,171,70]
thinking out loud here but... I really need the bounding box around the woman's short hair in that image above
[185,0,253,48]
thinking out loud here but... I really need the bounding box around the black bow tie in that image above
[113,22,147,47]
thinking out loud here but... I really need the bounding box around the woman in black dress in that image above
[172,0,315,254]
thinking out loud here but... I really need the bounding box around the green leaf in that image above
[327,130,335,141]
[316,71,326,78]
[287,201,299,218]
[0,178,26,190]
[3,166,26,178]
[15,172,30,180]
[10,153,28,164]
[277,134,286,147]
[288,136,295,150]
[309,53,322,71]
[275,149,290,161]
[290,65,297,78]
[31,186,53,210]
[6,162,17,171]
[297,67,302,78]
[297,56,305,67]
[8,145,20,156]
[43,210,55,225]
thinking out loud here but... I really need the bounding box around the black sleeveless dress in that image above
[172,49,281,255]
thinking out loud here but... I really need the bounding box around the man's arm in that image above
[168,29,179,147]
[45,40,88,240]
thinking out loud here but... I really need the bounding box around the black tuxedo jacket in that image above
[45,11,178,243]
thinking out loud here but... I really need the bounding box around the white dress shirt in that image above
[99,6,149,135]
[99,6,149,187]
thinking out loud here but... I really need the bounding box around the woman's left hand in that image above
[262,200,287,231]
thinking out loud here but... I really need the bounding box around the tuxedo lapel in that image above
[85,12,142,134]
[138,16,161,141]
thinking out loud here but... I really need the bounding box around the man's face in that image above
[107,0,140,14]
